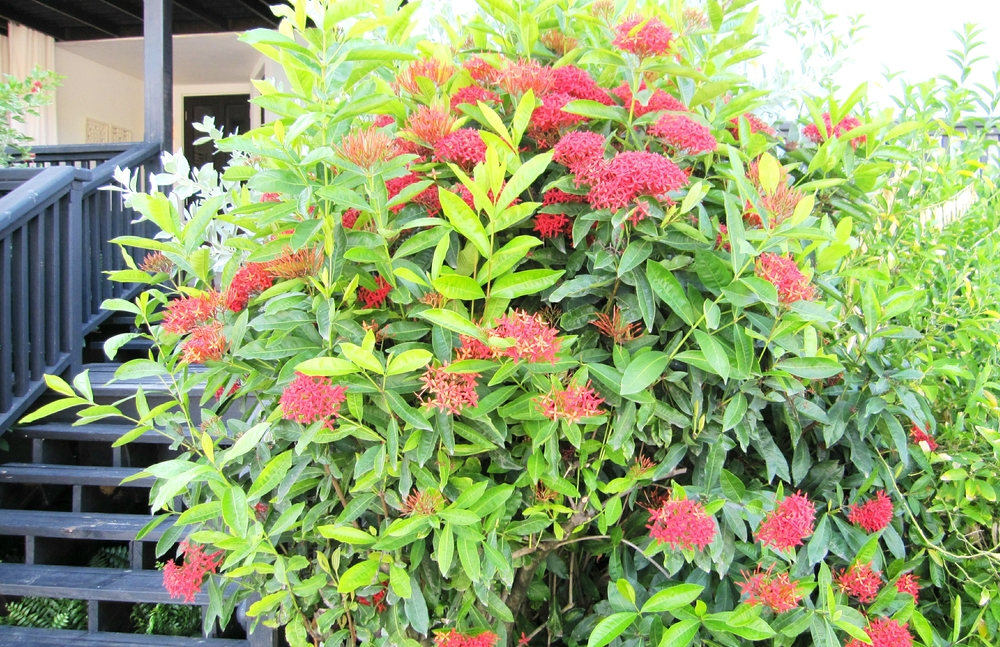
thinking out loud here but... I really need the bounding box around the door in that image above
[183,94,251,174]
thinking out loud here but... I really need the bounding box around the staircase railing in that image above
[0,142,161,430]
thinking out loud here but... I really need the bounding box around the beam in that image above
[172,0,227,31]
[91,0,144,22]
[0,3,67,40]
[230,0,278,26]
[25,0,119,38]
[144,0,172,151]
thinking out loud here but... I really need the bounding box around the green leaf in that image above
[476,235,541,284]
[432,275,486,300]
[437,524,454,576]
[588,612,638,647]
[318,525,376,545]
[693,330,730,380]
[722,395,747,432]
[621,352,668,395]
[490,269,564,299]
[457,536,481,582]
[562,100,626,122]
[647,261,695,325]
[438,509,480,525]
[339,342,383,374]
[774,356,843,379]
[295,357,360,376]
[222,422,270,465]
[247,450,294,500]
[642,584,704,613]
[693,249,733,292]
[390,564,412,598]
[659,619,701,647]
[416,309,484,339]
[495,151,554,214]
[757,152,780,194]
[619,240,653,277]
[222,487,249,537]
[19,397,88,424]
[439,188,491,258]
[404,574,429,634]
[337,559,380,593]
[387,350,434,376]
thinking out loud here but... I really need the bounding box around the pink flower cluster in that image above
[434,128,487,169]
[493,310,562,363]
[420,366,480,415]
[738,566,802,613]
[613,16,674,58]
[803,112,866,149]
[647,497,717,550]
[837,562,882,603]
[755,253,816,304]
[586,151,688,212]
[163,540,222,603]
[435,630,499,647]
[756,492,816,551]
[848,491,893,533]
[535,381,604,423]
[280,373,347,428]
[649,114,717,154]
[180,322,226,364]
[163,293,220,334]
[910,424,938,451]
[845,618,912,647]
[358,276,393,309]
[225,264,274,312]
[613,82,687,117]
[451,85,498,111]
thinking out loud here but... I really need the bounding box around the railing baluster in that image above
[28,213,44,382]
[45,203,59,367]
[11,226,29,397]
[0,237,11,413]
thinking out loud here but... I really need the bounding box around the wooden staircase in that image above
[0,357,257,645]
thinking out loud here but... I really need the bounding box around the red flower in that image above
[492,310,562,363]
[591,307,641,343]
[358,276,392,309]
[756,492,816,551]
[646,497,716,550]
[530,92,589,141]
[844,618,913,647]
[163,540,222,603]
[420,365,480,415]
[373,114,395,128]
[803,113,865,149]
[895,573,920,599]
[386,173,441,215]
[910,424,938,451]
[837,562,882,603]
[180,323,226,364]
[225,264,274,312]
[342,208,360,229]
[848,491,894,533]
[498,59,554,96]
[337,125,398,168]
[396,58,455,94]
[728,113,776,137]
[533,212,571,238]
[649,114,717,154]
[543,188,588,205]
[553,131,607,184]
[613,15,675,58]
[451,85,499,111]
[280,372,347,428]
[535,381,604,423]
[435,630,499,647]
[401,489,446,516]
[755,253,816,304]
[551,66,614,104]
[404,106,457,147]
[140,251,172,274]
[715,224,731,252]
[587,151,688,212]
[357,588,387,612]
[214,380,242,400]
[260,192,281,202]
[738,566,803,613]
[613,82,687,117]
[456,335,496,361]
[265,247,324,280]
[434,128,487,170]
[743,159,804,228]
[163,293,220,334]
[463,57,499,83]
[540,31,579,56]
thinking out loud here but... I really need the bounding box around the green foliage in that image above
[131,603,202,637]
[0,596,87,631]
[0,66,60,167]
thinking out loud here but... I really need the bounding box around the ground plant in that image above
[28,1,979,646]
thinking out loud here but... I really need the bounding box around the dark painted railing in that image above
[7,143,136,170]
[0,142,160,430]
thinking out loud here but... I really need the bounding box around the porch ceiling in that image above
[0,0,278,41]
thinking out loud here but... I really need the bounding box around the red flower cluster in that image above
[755,253,816,304]
[587,151,688,212]
[498,59,554,96]
[553,131,606,185]
[404,106,456,147]
[715,224,731,252]
[463,57,498,83]
[180,323,226,364]
[434,128,487,170]
[342,208,360,229]
[743,159,804,228]
[592,307,641,343]
[265,247,324,280]
[493,310,562,363]
[530,93,588,143]
[280,373,347,428]
[647,497,716,550]
[848,491,894,533]
[401,489,446,516]
[163,292,220,334]
[225,264,274,312]
[535,381,604,423]
[534,212,571,238]
[373,114,395,128]
[456,335,495,361]
[358,276,392,309]
[396,58,455,94]
[803,112,865,149]
[728,113,776,137]
[895,573,920,598]
[738,567,802,613]
[551,66,613,104]
[357,588,387,612]
[613,82,687,117]
[543,188,588,206]
[541,31,579,56]
[649,114,717,154]
[419,365,480,415]
[141,251,173,274]
[338,125,398,168]
[260,192,281,202]
[845,618,913,647]
[756,492,816,551]
[910,424,938,451]
[837,562,883,603]
[163,540,222,603]
[613,15,674,58]
[386,173,441,216]
[214,380,241,400]
[435,630,499,647]
[451,85,498,111]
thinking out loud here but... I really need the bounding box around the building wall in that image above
[54,47,145,145]
[172,82,255,153]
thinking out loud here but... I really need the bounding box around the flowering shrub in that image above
[31,1,958,646]
[0,66,60,167]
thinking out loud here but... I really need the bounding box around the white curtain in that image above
[8,22,57,145]
[0,35,9,76]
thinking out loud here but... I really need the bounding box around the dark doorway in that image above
[182,94,251,173]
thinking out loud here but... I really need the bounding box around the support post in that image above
[144,0,173,151]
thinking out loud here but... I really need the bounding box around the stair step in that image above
[0,563,203,605]
[88,338,154,351]
[84,363,205,399]
[0,626,247,646]
[0,510,171,541]
[13,422,175,445]
[0,464,152,487]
